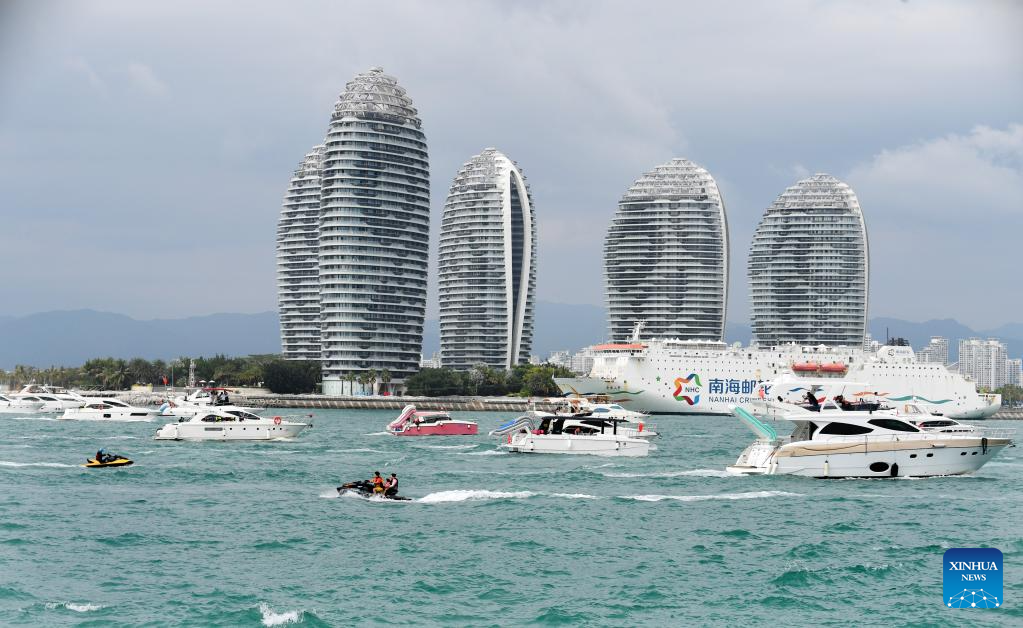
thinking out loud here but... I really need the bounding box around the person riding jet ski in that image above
[336,473,409,500]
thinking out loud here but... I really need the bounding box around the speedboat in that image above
[336,479,410,501]
[531,398,656,437]
[60,398,154,421]
[727,380,1014,478]
[387,405,478,436]
[490,415,651,457]
[154,409,311,441]
[0,394,44,414]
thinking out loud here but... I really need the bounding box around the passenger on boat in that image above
[834,395,853,411]
[372,471,385,494]
[804,391,820,412]
[384,473,399,497]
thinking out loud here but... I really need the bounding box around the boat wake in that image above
[0,460,78,469]
[258,602,303,626]
[418,489,535,503]
[603,468,733,478]
[326,448,385,454]
[8,416,58,421]
[459,449,508,456]
[363,431,390,437]
[412,443,478,450]
[619,490,802,502]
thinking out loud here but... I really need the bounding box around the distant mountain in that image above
[0,310,280,369]
[868,317,1023,362]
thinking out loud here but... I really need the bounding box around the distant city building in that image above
[419,353,441,369]
[917,336,950,366]
[529,355,542,365]
[438,148,536,370]
[276,145,324,360]
[749,174,868,347]
[958,338,1008,390]
[547,351,571,369]
[1007,358,1022,388]
[317,68,431,394]
[863,332,881,353]
[569,347,596,375]
[605,159,729,342]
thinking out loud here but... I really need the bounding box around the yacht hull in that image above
[390,423,478,436]
[154,422,308,441]
[504,433,650,457]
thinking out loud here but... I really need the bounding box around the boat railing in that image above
[977,427,1016,440]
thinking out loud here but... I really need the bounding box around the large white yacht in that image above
[0,394,44,414]
[490,415,651,457]
[60,398,154,422]
[154,409,311,441]
[10,385,87,412]
[726,382,1014,478]
[555,337,1000,419]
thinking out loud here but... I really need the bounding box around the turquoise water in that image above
[1,410,1020,627]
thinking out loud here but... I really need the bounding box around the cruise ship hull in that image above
[555,344,1001,419]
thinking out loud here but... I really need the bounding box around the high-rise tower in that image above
[748,173,868,347]
[438,148,536,370]
[605,158,729,342]
[318,68,430,393]
[276,145,324,360]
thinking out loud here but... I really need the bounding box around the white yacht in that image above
[154,409,310,441]
[726,382,1014,478]
[10,385,87,412]
[0,394,44,414]
[531,398,655,437]
[60,398,155,422]
[490,415,651,457]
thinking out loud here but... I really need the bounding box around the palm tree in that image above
[345,371,357,396]
[366,369,378,395]
[380,369,392,395]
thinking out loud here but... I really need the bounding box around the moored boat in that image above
[490,415,651,457]
[154,409,310,441]
[60,398,154,422]
[387,405,478,436]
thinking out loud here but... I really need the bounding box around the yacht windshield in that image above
[868,418,919,433]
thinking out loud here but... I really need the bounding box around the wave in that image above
[8,416,58,421]
[99,435,139,440]
[318,489,339,499]
[460,449,508,456]
[419,489,535,503]
[0,460,77,468]
[603,468,732,478]
[411,443,478,450]
[45,601,104,612]
[259,602,303,626]
[326,448,385,454]
[363,431,390,437]
[549,492,598,499]
[619,490,803,502]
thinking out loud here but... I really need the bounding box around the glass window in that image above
[818,422,873,436]
[868,419,919,433]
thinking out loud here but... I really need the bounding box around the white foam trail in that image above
[9,416,58,421]
[45,601,104,612]
[621,490,802,502]
[363,431,390,437]
[461,449,508,456]
[0,460,77,468]
[100,436,138,440]
[327,448,385,454]
[604,469,732,478]
[259,602,303,626]
[412,444,478,450]
[419,489,535,503]
[318,489,340,499]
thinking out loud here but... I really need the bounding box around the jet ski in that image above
[336,479,410,501]
[83,455,133,468]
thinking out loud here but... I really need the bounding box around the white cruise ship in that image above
[554,340,1000,419]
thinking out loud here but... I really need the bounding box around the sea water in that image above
[0,409,1020,626]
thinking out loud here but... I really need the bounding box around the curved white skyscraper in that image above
[748,173,868,347]
[276,145,324,360]
[318,68,430,392]
[438,148,536,370]
[605,158,729,342]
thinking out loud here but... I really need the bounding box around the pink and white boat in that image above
[388,405,478,436]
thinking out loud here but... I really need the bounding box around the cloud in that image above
[847,124,1023,222]
[125,62,168,96]
[65,56,106,92]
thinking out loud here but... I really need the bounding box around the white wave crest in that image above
[549,492,599,499]
[319,489,340,499]
[45,601,104,612]
[9,416,58,421]
[412,443,478,450]
[363,431,390,437]
[326,448,385,454]
[460,449,508,456]
[419,489,535,503]
[259,602,303,626]
[0,460,77,468]
[100,436,138,440]
[604,468,732,478]
[621,490,802,502]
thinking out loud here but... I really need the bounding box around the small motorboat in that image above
[83,455,133,468]
[336,479,411,501]
[387,405,478,436]
[490,416,651,457]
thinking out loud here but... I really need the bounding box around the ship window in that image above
[869,462,889,473]
[909,454,917,458]
[819,422,873,435]
[926,453,933,458]
[868,419,919,433]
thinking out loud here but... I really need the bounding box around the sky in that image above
[0,0,1020,329]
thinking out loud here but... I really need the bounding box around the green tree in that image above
[262,360,320,394]
[405,368,465,396]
